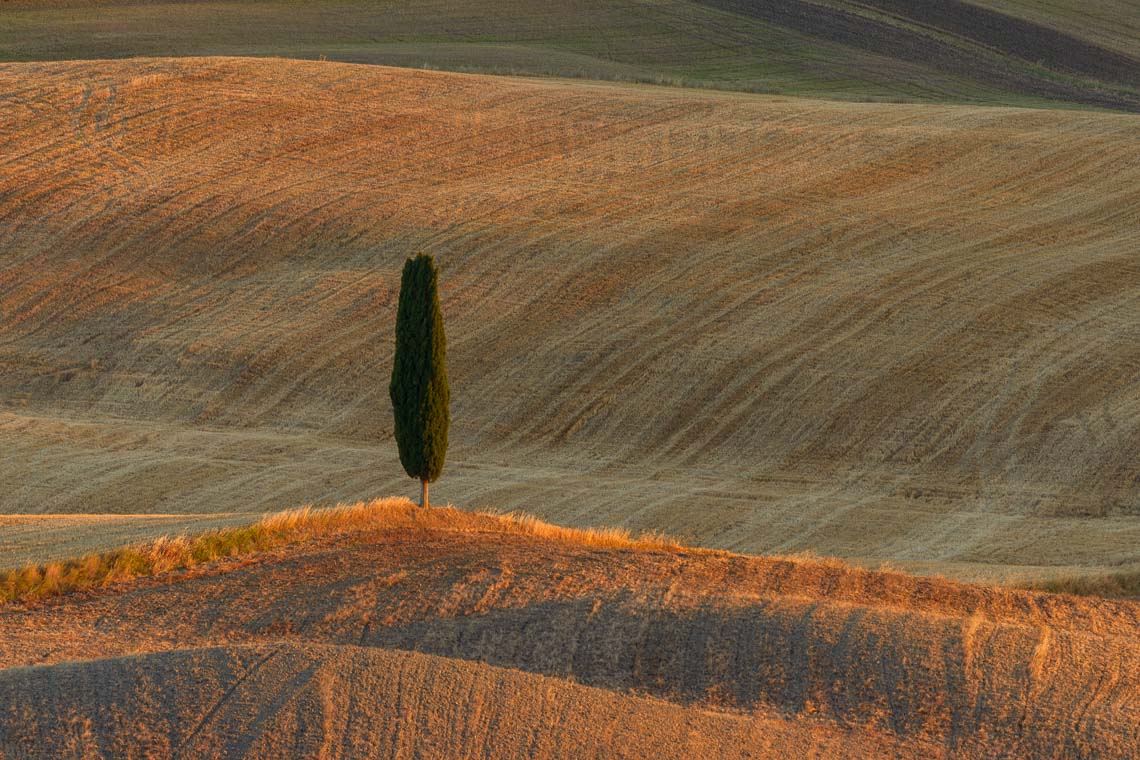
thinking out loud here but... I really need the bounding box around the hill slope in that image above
[0,644,933,759]
[1,510,1137,757]
[0,0,1137,109]
[1,59,1139,581]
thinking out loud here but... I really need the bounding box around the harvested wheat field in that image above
[0,502,1137,757]
[1,57,1139,584]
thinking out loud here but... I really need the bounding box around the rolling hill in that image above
[2,645,938,759]
[2,40,1138,755]
[1,505,1137,757]
[1,57,1138,582]
[0,0,1137,109]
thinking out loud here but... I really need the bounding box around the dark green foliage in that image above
[389,254,450,486]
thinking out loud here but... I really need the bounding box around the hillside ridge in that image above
[1,513,1137,757]
[0,643,940,759]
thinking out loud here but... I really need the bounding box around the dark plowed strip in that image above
[853,0,1140,86]
[695,0,1140,111]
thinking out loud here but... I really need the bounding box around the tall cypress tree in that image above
[389,254,450,508]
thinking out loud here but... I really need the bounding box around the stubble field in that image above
[1,57,1138,584]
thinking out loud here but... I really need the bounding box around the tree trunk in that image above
[421,479,429,509]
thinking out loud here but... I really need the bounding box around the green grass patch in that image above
[2,0,1134,109]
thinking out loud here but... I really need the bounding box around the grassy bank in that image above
[0,499,684,605]
[6,494,1136,606]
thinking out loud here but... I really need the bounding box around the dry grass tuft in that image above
[0,499,686,605]
[476,509,686,552]
[1020,569,1140,599]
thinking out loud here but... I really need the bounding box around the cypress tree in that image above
[389,253,450,508]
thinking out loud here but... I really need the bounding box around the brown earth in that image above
[0,514,1137,757]
[697,0,1140,110]
[969,0,1140,61]
[1,58,1138,582]
[852,0,1139,86]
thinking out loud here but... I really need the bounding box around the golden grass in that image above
[0,498,686,605]
[1021,569,1140,599]
[479,508,685,552]
[30,491,1138,615]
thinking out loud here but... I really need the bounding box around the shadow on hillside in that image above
[352,591,1133,756]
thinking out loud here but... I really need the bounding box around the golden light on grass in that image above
[0,499,687,605]
[6,494,1133,608]
[1023,569,1140,599]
